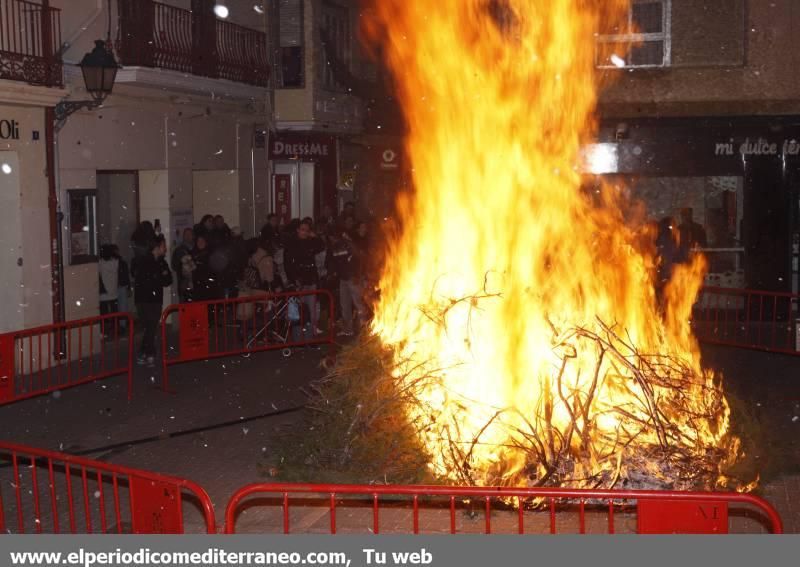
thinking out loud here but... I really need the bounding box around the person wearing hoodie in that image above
[330,231,366,336]
[130,221,155,261]
[131,235,172,367]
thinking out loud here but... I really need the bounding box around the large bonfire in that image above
[306,0,748,491]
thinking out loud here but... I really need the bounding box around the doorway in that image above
[96,171,139,265]
[272,161,318,221]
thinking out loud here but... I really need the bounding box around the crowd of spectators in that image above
[107,204,377,366]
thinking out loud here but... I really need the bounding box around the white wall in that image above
[57,96,268,318]
[0,106,51,332]
[193,170,241,228]
[97,171,138,264]
[0,151,24,333]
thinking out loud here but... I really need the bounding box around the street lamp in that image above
[54,40,120,122]
[50,39,120,342]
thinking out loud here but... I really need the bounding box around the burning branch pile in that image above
[298,286,747,490]
[291,0,757,492]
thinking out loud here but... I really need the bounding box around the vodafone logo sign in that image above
[381,149,399,170]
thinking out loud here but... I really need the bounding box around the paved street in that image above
[0,341,798,534]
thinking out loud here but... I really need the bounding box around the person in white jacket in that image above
[98,244,120,316]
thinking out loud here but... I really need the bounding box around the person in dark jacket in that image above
[260,213,281,246]
[655,216,679,307]
[193,215,214,242]
[210,226,247,299]
[131,235,172,366]
[191,235,221,301]
[111,244,131,332]
[208,215,231,250]
[284,220,326,342]
[130,221,155,260]
[677,207,707,262]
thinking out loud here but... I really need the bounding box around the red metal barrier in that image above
[694,287,800,355]
[0,441,215,534]
[160,290,336,392]
[0,313,134,406]
[224,483,783,535]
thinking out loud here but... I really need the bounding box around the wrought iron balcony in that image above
[118,0,269,88]
[0,0,62,87]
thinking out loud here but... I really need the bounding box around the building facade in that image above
[267,0,406,223]
[595,0,800,293]
[0,0,273,332]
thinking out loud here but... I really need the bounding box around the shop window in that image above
[596,0,671,68]
[622,175,744,284]
[277,0,304,88]
[320,1,350,92]
[68,189,98,265]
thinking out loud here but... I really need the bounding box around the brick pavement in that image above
[0,341,798,534]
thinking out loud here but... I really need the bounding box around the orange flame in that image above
[366,0,737,487]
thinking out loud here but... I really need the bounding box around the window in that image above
[277,0,304,88]
[320,1,350,91]
[68,189,98,265]
[597,0,670,68]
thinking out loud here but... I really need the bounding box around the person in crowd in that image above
[655,216,679,306]
[237,237,278,329]
[111,244,131,332]
[171,228,195,302]
[283,218,301,241]
[677,207,707,259]
[284,219,326,342]
[98,244,119,317]
[330,230,366,337]
[341,215,356,235]
[191,235,221,301]
[229,226,249,283]
[340,201,356,225]
[130,221,155,260]
[210,226,247,300]
[272,234,289,291]
[319,205,337,234]
[208,214,231,249]
[260,214,281,248]
[131,235,172,367]
[353,220,376,316]
[194,215,214,242]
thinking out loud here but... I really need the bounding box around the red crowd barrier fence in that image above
[159,289,335,392]
[0,441,216,534]
[0,313,134,406]
[224,483,783,535]
[694,287,800,355]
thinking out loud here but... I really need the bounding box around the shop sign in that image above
[0,119,20,140]
[380,148,399,170]
[271,140,332,158]
[714,137,800,157]
[274,174,292,225]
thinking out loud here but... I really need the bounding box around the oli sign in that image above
[0,120,20,141]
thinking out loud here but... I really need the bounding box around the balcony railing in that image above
[118,0,269,88]
[0,0,62,87]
